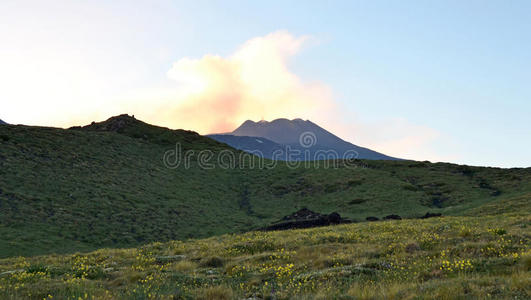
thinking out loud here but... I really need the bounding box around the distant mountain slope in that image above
[0,119,6,125]
[231,118,398,160]
[207,134,287,159]
[0,114,529,258]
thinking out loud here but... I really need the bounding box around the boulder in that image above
[327,212,342,224]
[383,214,402,220]
[263,209,351,231]
[420,212,442,219]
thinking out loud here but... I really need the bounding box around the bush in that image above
[197,285,233,300]
[200,256,224,268]
[25,264,48,274]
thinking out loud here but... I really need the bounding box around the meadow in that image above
[1,115,530,258]
[0,215,529,299]
[0,116,530,299]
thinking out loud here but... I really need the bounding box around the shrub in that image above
[172,260,197,272]
[25,264,48,274]
[200,256,224,268]
[196,285,233,300]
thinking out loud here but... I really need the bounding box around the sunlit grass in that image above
[0,215,529,299]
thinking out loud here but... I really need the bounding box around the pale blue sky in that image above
[1,0,530,167]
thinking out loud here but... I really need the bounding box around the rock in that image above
[327,212,341,224]
[366,216,379,222]
[383,214,402,220]
[263,209,351,231]
[75,114,136,133]
[281,208,322,221]
[420,212,442,219]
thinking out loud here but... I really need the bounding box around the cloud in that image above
[153,30,333,134]
[123,31,449,161]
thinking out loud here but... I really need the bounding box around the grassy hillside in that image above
[0,115,530,258]
[0,215,529,299]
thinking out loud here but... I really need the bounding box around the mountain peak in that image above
[229,117,398,160]
[242,119,256,125]
[232,117,333,145]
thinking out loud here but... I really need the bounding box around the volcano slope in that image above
[0,114,529,258]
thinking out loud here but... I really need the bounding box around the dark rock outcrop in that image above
[263,208,351,231]
[383,214,402,220]
[280,208,322,221]
[73,114,137,132]
[366,216,379,222]
[420,212,442,219]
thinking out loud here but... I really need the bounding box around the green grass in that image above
[0,215,529,299]
[0,115,530,258]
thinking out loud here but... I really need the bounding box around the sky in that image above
[1,0,530,167]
